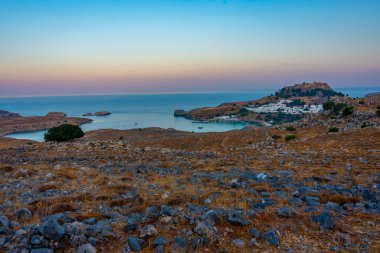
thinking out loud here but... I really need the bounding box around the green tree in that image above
[44,124,84,142]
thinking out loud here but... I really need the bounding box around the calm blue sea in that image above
[1,87,378,141]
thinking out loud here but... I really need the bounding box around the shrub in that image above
[285,134,296,141]
[342,106,354,116]
[376,105,380,116]
[44,124,84,142]
[358,101,365,105]
[328,127,339,133]
[286,126,296,131]
[323,101,335,111]
[239,107,249,117]
[332,103,347,115]
[272,134,281,141]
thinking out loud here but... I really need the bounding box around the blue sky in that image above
[0,0,379,96]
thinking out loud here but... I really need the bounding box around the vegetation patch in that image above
[44,124,84,142]
[285,134,296,141]
[328,127,339,133]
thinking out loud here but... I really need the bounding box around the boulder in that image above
[39,218,65,241]
[0,213,9,234]
[312,210,334,229]
[127,236,142,252]
[262,229,281,246]
[15,208,33,221]
[76,243,97,253]
[227,210,250,226]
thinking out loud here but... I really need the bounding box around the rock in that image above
[288,197,303,206]
[257,172,268,180]
[174,110,188,117]
[230,179,240,188]
[194,221,218,237]
[262,229,281,246]
[154,245,165,253]
[95,111,111,116]
[190,237,208,249]
[0,110,20,118]
[153,236,166,253]
[277,206,292,217]
[248,228,261,238]
[204,198,212,204]
[127,236,142,252]
[15,208,33,221]
[142,206,160,223]
[204,210,221,225]
[362,190,376,201]
[0,237,7,247]
[84,217,97,225]
[31,235,42,245]
[139,224,157,238]
[39,218,65,241]
[227,210,250,226]
[325,202,340,211]
[76,243,97,253]
[172,237,187,252]
[124,223,138,232]
[31,249,54,253]
[0,213,9,233]
[232,239,245,248]
[304,195,320,206]
[46,112,67,117]
[312,211,334,229]
[153,236,167,246]
[160,205,174,216]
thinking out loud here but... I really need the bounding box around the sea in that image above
[1,87,378,142]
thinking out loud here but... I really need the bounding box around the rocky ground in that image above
[0,108,379,253]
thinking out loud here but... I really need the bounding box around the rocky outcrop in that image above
[174,110,188,117]
[46,112,67,117]
[0,112,92,136]
[82,111,112,116]
[0,110,20,118]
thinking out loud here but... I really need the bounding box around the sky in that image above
[0,0,379,97]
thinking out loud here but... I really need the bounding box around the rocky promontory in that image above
[175,82,351,125]
[0,111,92,137]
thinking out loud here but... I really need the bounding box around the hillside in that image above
[175,82,350,125]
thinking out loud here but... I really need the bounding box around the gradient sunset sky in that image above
[1,0,379,96]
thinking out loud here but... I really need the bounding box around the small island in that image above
[82,111,112,117]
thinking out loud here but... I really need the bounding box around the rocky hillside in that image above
[0,111,379,252]
[174,82,350,125]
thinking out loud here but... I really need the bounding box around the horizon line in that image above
[0,86,379,99]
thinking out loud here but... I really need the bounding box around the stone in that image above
[232,239,245,248]
[191,237,208,249]
[76,243,97,253]
[312,211,334,230]
[248,228,261,238]
[39,218,65,241]
[139,224,157,238]
[31,249,54,253]
[127,236,142,252]
[205,210,221,225]
[31,235,42,245]
[0,213,9,233]
[15,208,33,221]
[154,245,165,253]
[172,237,187,252]
[153,236,167,246]
[230,179,240,188]
[277,206,292,217]
[305,195,320,206]
[204,198,212,204]
[262,229,281,246]
[194,221,218,237]
[227,210,250,226]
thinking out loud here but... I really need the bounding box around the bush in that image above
[323,101,335,111]
[272,134,281,141]
[328,127,339,133]
[286,126,296,131]
[285,134,296,141]
[332,103,347,115]
[376,105,380,116]
[44,124,84,142]
[239,107,249,117]
[342,106,354,116]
